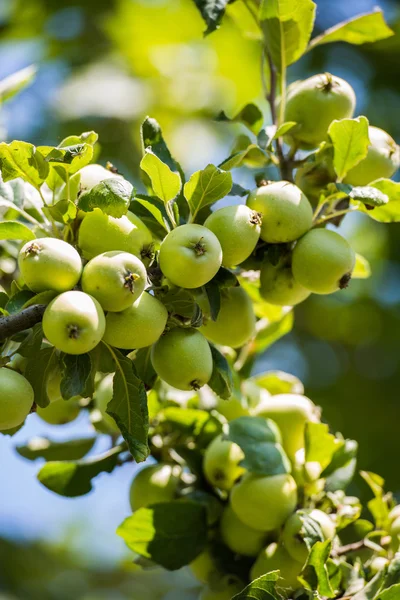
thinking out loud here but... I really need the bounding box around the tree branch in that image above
[0,304,46,342]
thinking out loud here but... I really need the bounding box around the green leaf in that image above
[141,150,181,204]
[322,439,358,478]
[260,0,316,71]
[60,353,92,400]
[224,416,291,476]
[378,585,400,600]
[132,347,157,390]
[47,199,77,223]
[141,117,181,174]
[328,116,370,181]
[59,131,98,148]
[22,290,58,309]
[24,347,58,408]
[203,280,221,321]
[132,195,170,233]
[258,122,298,150]
[299,540,335,598]
[308,8,394,51]
[0,221,35,241]
[191,0,229,35]
[250,370,304,396]
[0,141,49,187]
[208,344,234,400]
[5,290,35,314]
[353,253,371,279]
[18,323,44,358]
[77,178,134,217]
[0,65,36,103]
[253,309,294,352]
[349,185,389,208]
[219,146,270,171]
[105,346,149,462]
[184,164,232,221]
[232,571,282,599]
[305,422,343,475]
[217,104,264,135]
[16,436,96,462]
[363,179,400,222]
[160,406,222,447]
[39,143,94,174]
[116,501,208,570]
[37,443,125,497]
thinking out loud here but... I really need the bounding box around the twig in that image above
[0,304,46,342]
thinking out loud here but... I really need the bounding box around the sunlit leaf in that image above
[328,117,370,181]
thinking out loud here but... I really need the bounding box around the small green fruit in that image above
[159,224,222,289]
[203,434,245,491]
[151,328,213,391]
[282,509,336,563]
[215,394,250,421]
[369,556,389,576]
[247,182,313,243]
[190,550,219,584]
[260,260,311,306]
[78,208,153,263]
[204,205,261,267]
[36,398,80,425]
[253,393,319,461]
[389,505,400,523]
[103,292,168,349]
[284,73,356,148]
[343,125,400,186]
[200,287,255,348]
[18,238,82,293]
[77,164,122,192]
[220,504,266,556]
[129,463,180,511]
[94,374,119,433]
[0,368,34,430]
[292,229,355,294]
[231,473,297,532]
[250,543,303,591]
[199,576,244,600]
[295,154,336,205]
[43,291,105,355]
[81,251,147,312]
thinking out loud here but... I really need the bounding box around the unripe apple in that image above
[369,556,389,577]
[129,463,180,511]
[0,368,34,430]
[103,291,168,349]
[189,550,219,584]
[253,393,319,461]
[151,328,213,391]
[344,126,400,186]
[260,260,311,306]
[36,397,81,425]
[42,291,106,355]
[247,181,313,243]
[215,393,250,421]
[220,504,266,556]
[250,542,303,591]
[18,238,82,293]
[282,509,336,563]
[200,287,255,348]
[81,251,147,312]
[231,473,297,532]
[94,374,119,433]
[199,576,244,600]
[76,164,122,193]
[292,229,355,294]
[78,208,153,263]
[284,73,356,149]
[203,434,245,491]
[159,224,222,289]
[389,505,400,523]
[204,205,261,267]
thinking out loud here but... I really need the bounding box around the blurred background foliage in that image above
[1,0,400,596]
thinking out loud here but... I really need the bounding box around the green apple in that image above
[103,291,168,349]
[250,542,303,591]
[260,260,311,306]
[284,73,356,148]
[203,434,245,491]
[81,250,147,312]
[18,238,82,293]
[200,287,255,348]
[42,291,105,355]
[344,126,400,186]
[253,393,319,461]
[76,164,122,193]
[204,205,261,267]
[247,181,313,243]
[159,224,222,288]
[199,576,244,600]
[151,327,213,391]
[282,509,336,563]
[78,208,153,263]
[36,398,80,425]
[94,374,119,433]
[369,556,389,576]
[190,550,219,584]
[231,473,297,532]
[0,368,34,430]
[129,463,180,511]
[220,504,266,556]
[292,229,355,294]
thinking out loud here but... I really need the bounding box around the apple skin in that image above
[129,463,180,511]
[18,238,82,293]
[231,473,298,532]
[42,291,106,355]
[189,550,219,584]
[252,393,319,461]
[247,181,313,244]
[260,260,311,306]
[203,434,245,491]
[76,164,123,193]
[0,368,34,430]
[250,542,303,592]
[282,509,336,563]
[220,504,267,557]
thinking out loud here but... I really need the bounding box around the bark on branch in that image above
[0,304,46,342]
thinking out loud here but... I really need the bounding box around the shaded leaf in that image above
[328,116,370,181]
[60,353,92,400]
[16,436,96,462]
[47,199,77,223]
[208,344,234,400]
[161,406,222,447]
[22,290,57,309]
[232,571,282,599]
[17,323,43,358]
[5,290,35,314]
[78,178,134,217]
[132,347,157,389]
[299,540,335,598]
[0,221,35,241]
[24,347,58,408]
[253,309,293,352]
[219,145,270,171]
